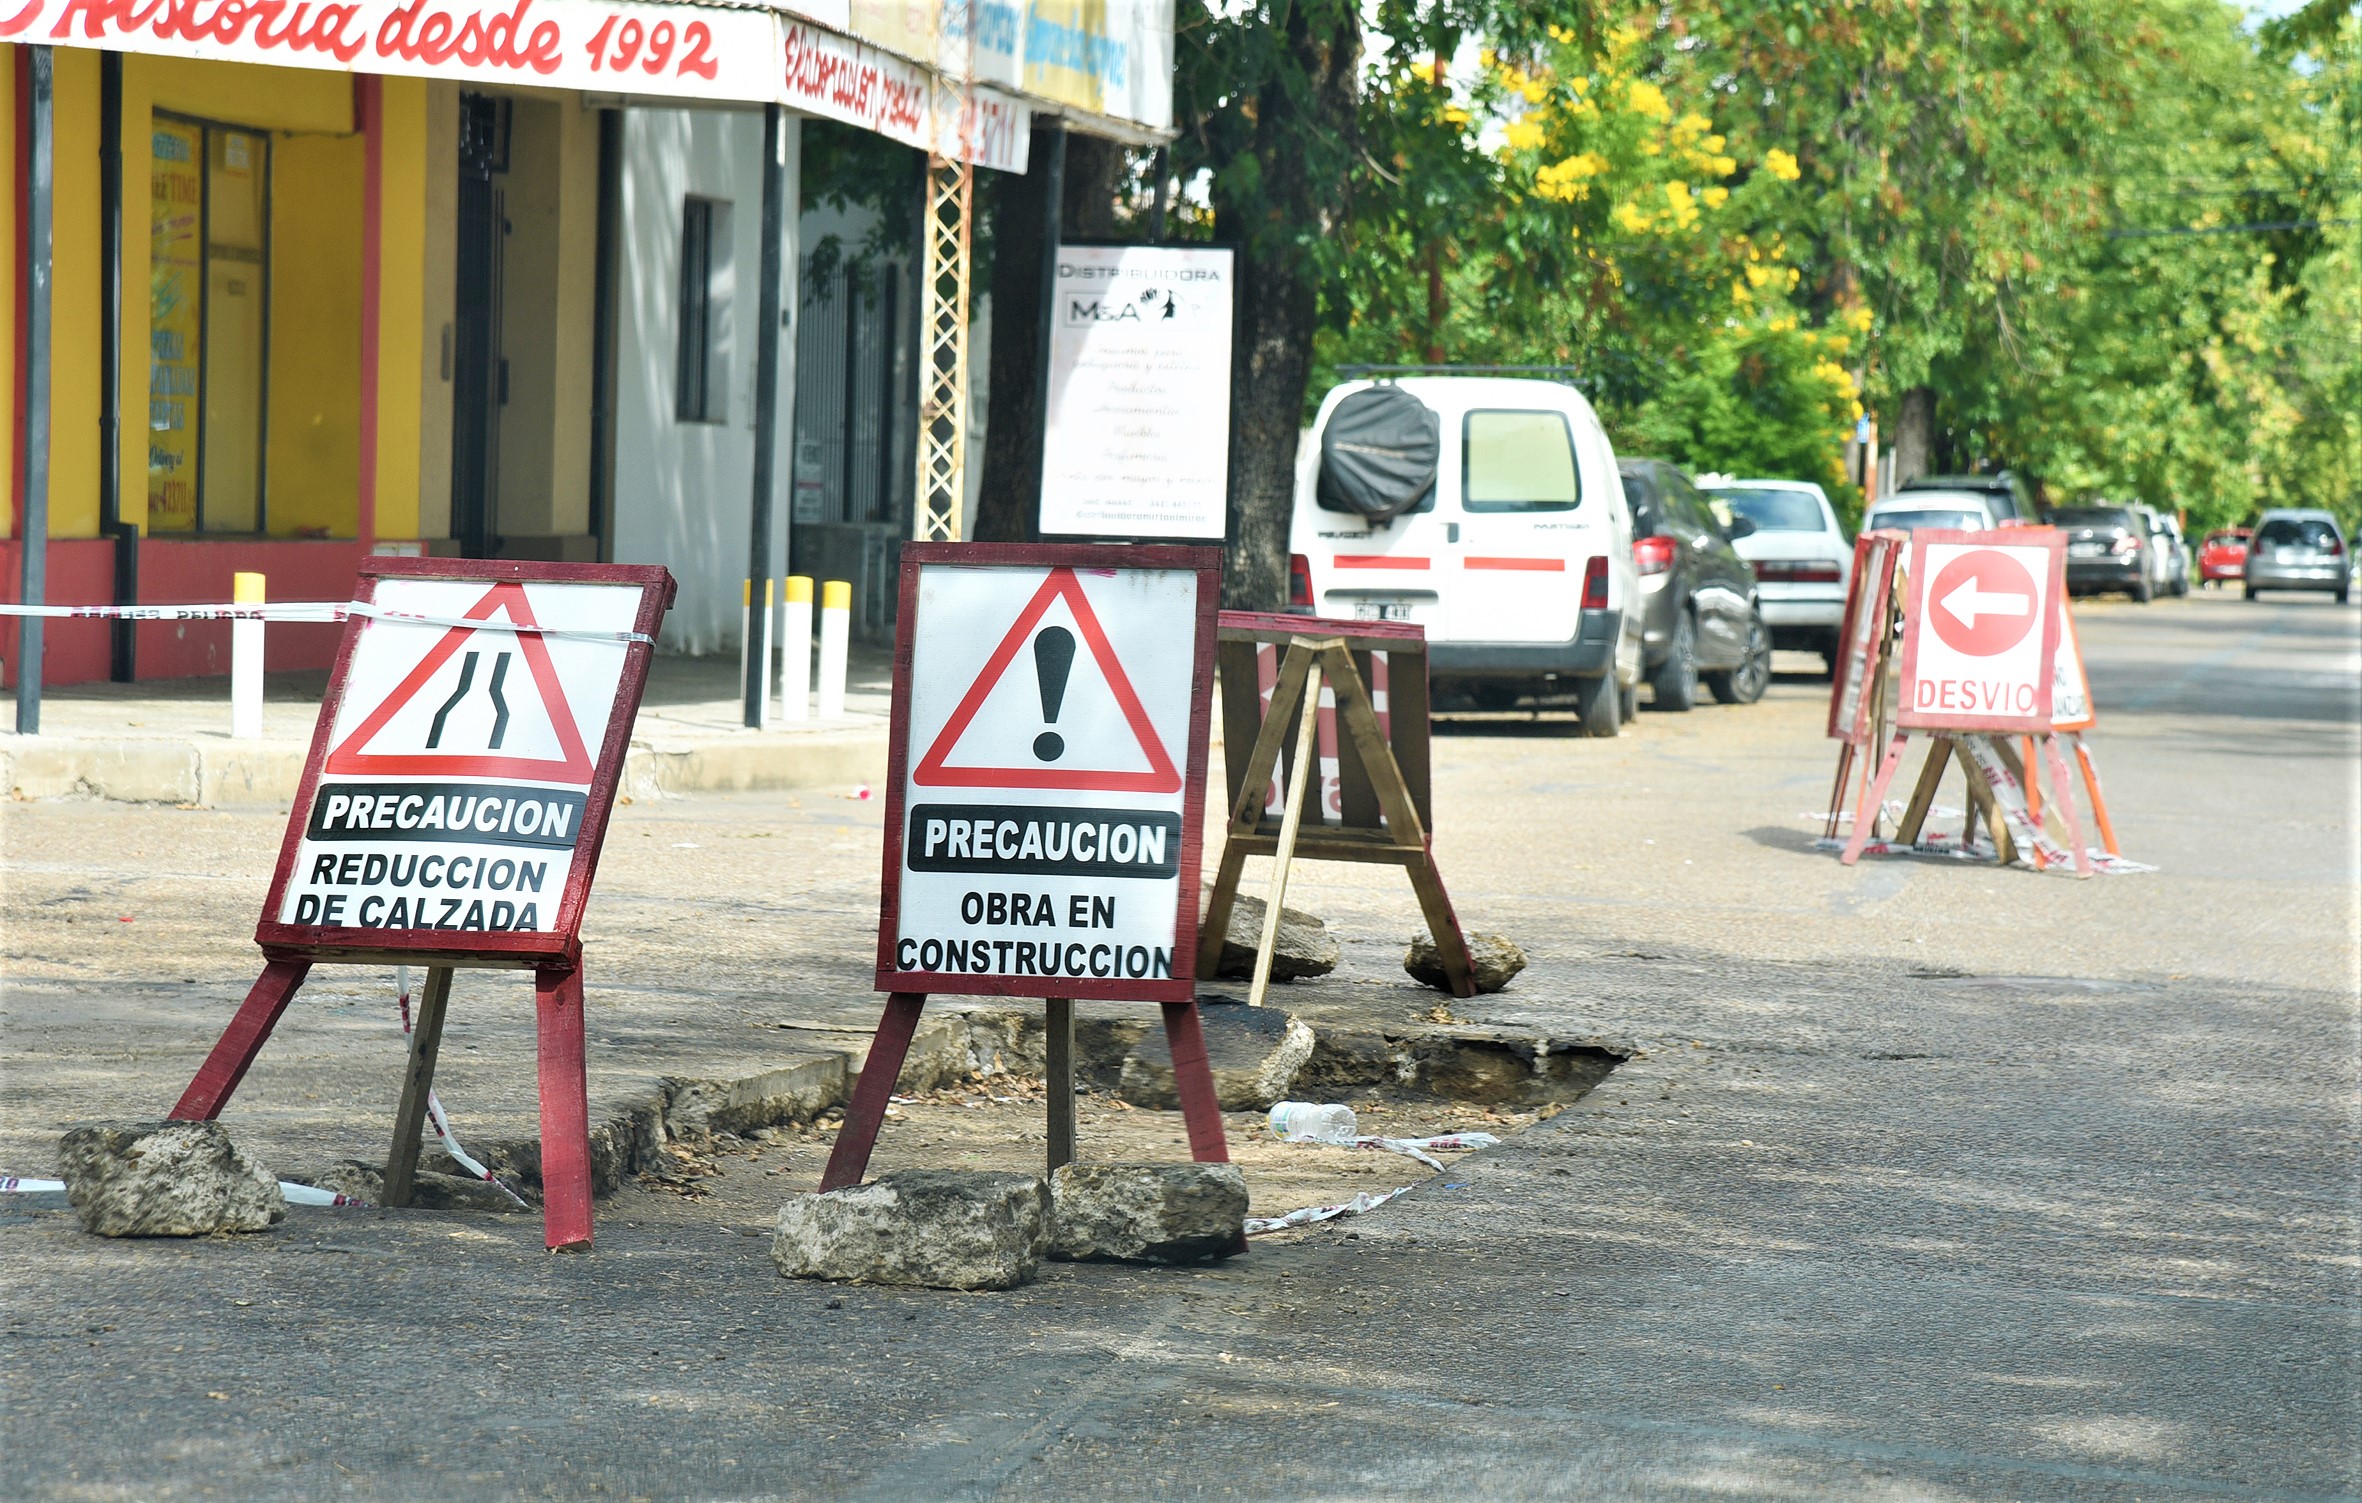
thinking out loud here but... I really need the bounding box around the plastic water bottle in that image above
[1268,1101,1357,1144]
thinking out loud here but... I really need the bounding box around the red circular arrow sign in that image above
[1928,549,2039,656]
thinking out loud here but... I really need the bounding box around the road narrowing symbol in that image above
[324,581,595,783]
[266,569,661,942]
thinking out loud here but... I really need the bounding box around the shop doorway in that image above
[450,91,509,559]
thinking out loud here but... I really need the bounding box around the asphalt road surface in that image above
[2,589,2356,1501]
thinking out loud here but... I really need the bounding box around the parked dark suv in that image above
[1899,470,2033,523]
[2054,504,2156,600]
[1618,459,1772,710]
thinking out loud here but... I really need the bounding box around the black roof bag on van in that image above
[1317,386,1440,522]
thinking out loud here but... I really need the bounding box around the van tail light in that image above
[2110,533,2141,555]
[1581,555,1609,609]
[1633,536,1676,576]
[1288,553,1315,608]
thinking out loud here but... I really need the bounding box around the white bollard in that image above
[779,575,813,722]
[816,579,851,720]
[230,571,265,740]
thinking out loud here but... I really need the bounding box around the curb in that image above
[285,1002,1625,1208]
[0,724,891,805]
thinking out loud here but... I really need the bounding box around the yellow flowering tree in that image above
[1319,13,1866,491]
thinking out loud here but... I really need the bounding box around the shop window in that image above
[675,196,733,424]
[148,116,271,534]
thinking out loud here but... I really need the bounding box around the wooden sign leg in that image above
[1045,996,1076,1173]
[1249,658,1324,1007]
[1824,741,1857,840]
[1956,741,2017,867]
[1200,642,1317,981]
[1987,738,2046,871]
[2022,735,2043,830]
[1160,1000,1232,1165]
[2040,736,2097,878]
[1840,732,1911,864]
[1195,843,1249,981]
[170,958,313,1121]
[1320,642,1477,998]
[819,992,927,1192]
[2072,735,2122,856]
[1892,737,1954,846]
[383,966,455,1208]
[533,965,595,1252]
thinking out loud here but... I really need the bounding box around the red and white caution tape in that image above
[1246,1186,1412,1236]
[1957,737,2156,875]
[2,1174,367,1207]
[395,967,529,1209]
[0,599,650,645]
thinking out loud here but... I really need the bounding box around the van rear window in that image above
[1463,411,1580,513]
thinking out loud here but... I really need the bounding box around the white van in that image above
[1287,376,1645,736]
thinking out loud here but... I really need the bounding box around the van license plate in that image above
[1352,599,1419,622]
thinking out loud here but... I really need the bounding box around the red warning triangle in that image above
[913,567,1181,794]
[324,581,597,784]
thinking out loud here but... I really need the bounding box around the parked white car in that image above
[1288,376,1646,736]
[1696,476,1852,670]
[1862,490,1998,534]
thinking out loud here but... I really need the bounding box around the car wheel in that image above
[2339,585,2352,606]
[2134,573,2154,603]
[1707,614,1772,705]
[1618,677,1639,723]
[1572,672,1621,737]
[1650,612,1698,712]
[2245,583,2259,600]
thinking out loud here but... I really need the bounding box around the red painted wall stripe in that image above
[1463,557,1566,572]
[1332,555,1430,570]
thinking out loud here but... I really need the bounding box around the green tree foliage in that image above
[1164,0,2353,602]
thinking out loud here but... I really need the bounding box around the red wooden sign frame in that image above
[1826,530,1902,747]
[1897,529,2066,735]
[169,558,675,1252]
[252,559,673,966]
[871,542,1223,1005]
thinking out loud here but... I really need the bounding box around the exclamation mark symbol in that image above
[1032,626,1075,762]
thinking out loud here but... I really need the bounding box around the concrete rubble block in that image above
[300,1160,526,1214]
[1049,1163,1248,1265]
[1118,1004,1315,1111]
[665,1055,847,1140]
[56,1121,284,1238]
[1214,894,1341,981]
[773,1170,1049,1291]
[1405,932,1528,994]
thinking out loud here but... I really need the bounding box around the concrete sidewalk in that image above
[0,647,894,804]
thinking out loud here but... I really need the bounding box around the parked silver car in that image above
[2245,510,2351,603]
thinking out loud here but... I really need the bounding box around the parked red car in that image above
[2199,528,2252,585]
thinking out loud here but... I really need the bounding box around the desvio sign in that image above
[1897,529,2066,734]
[6,0,780,104]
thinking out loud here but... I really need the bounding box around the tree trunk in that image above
[1062,134,1127,241]
[1892,386,1937,486]
[1214,5,1360,609]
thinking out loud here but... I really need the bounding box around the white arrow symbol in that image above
[1940,578,2031,629]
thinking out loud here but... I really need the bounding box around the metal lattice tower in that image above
[913,2,976,543]
[914,154,973,542]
